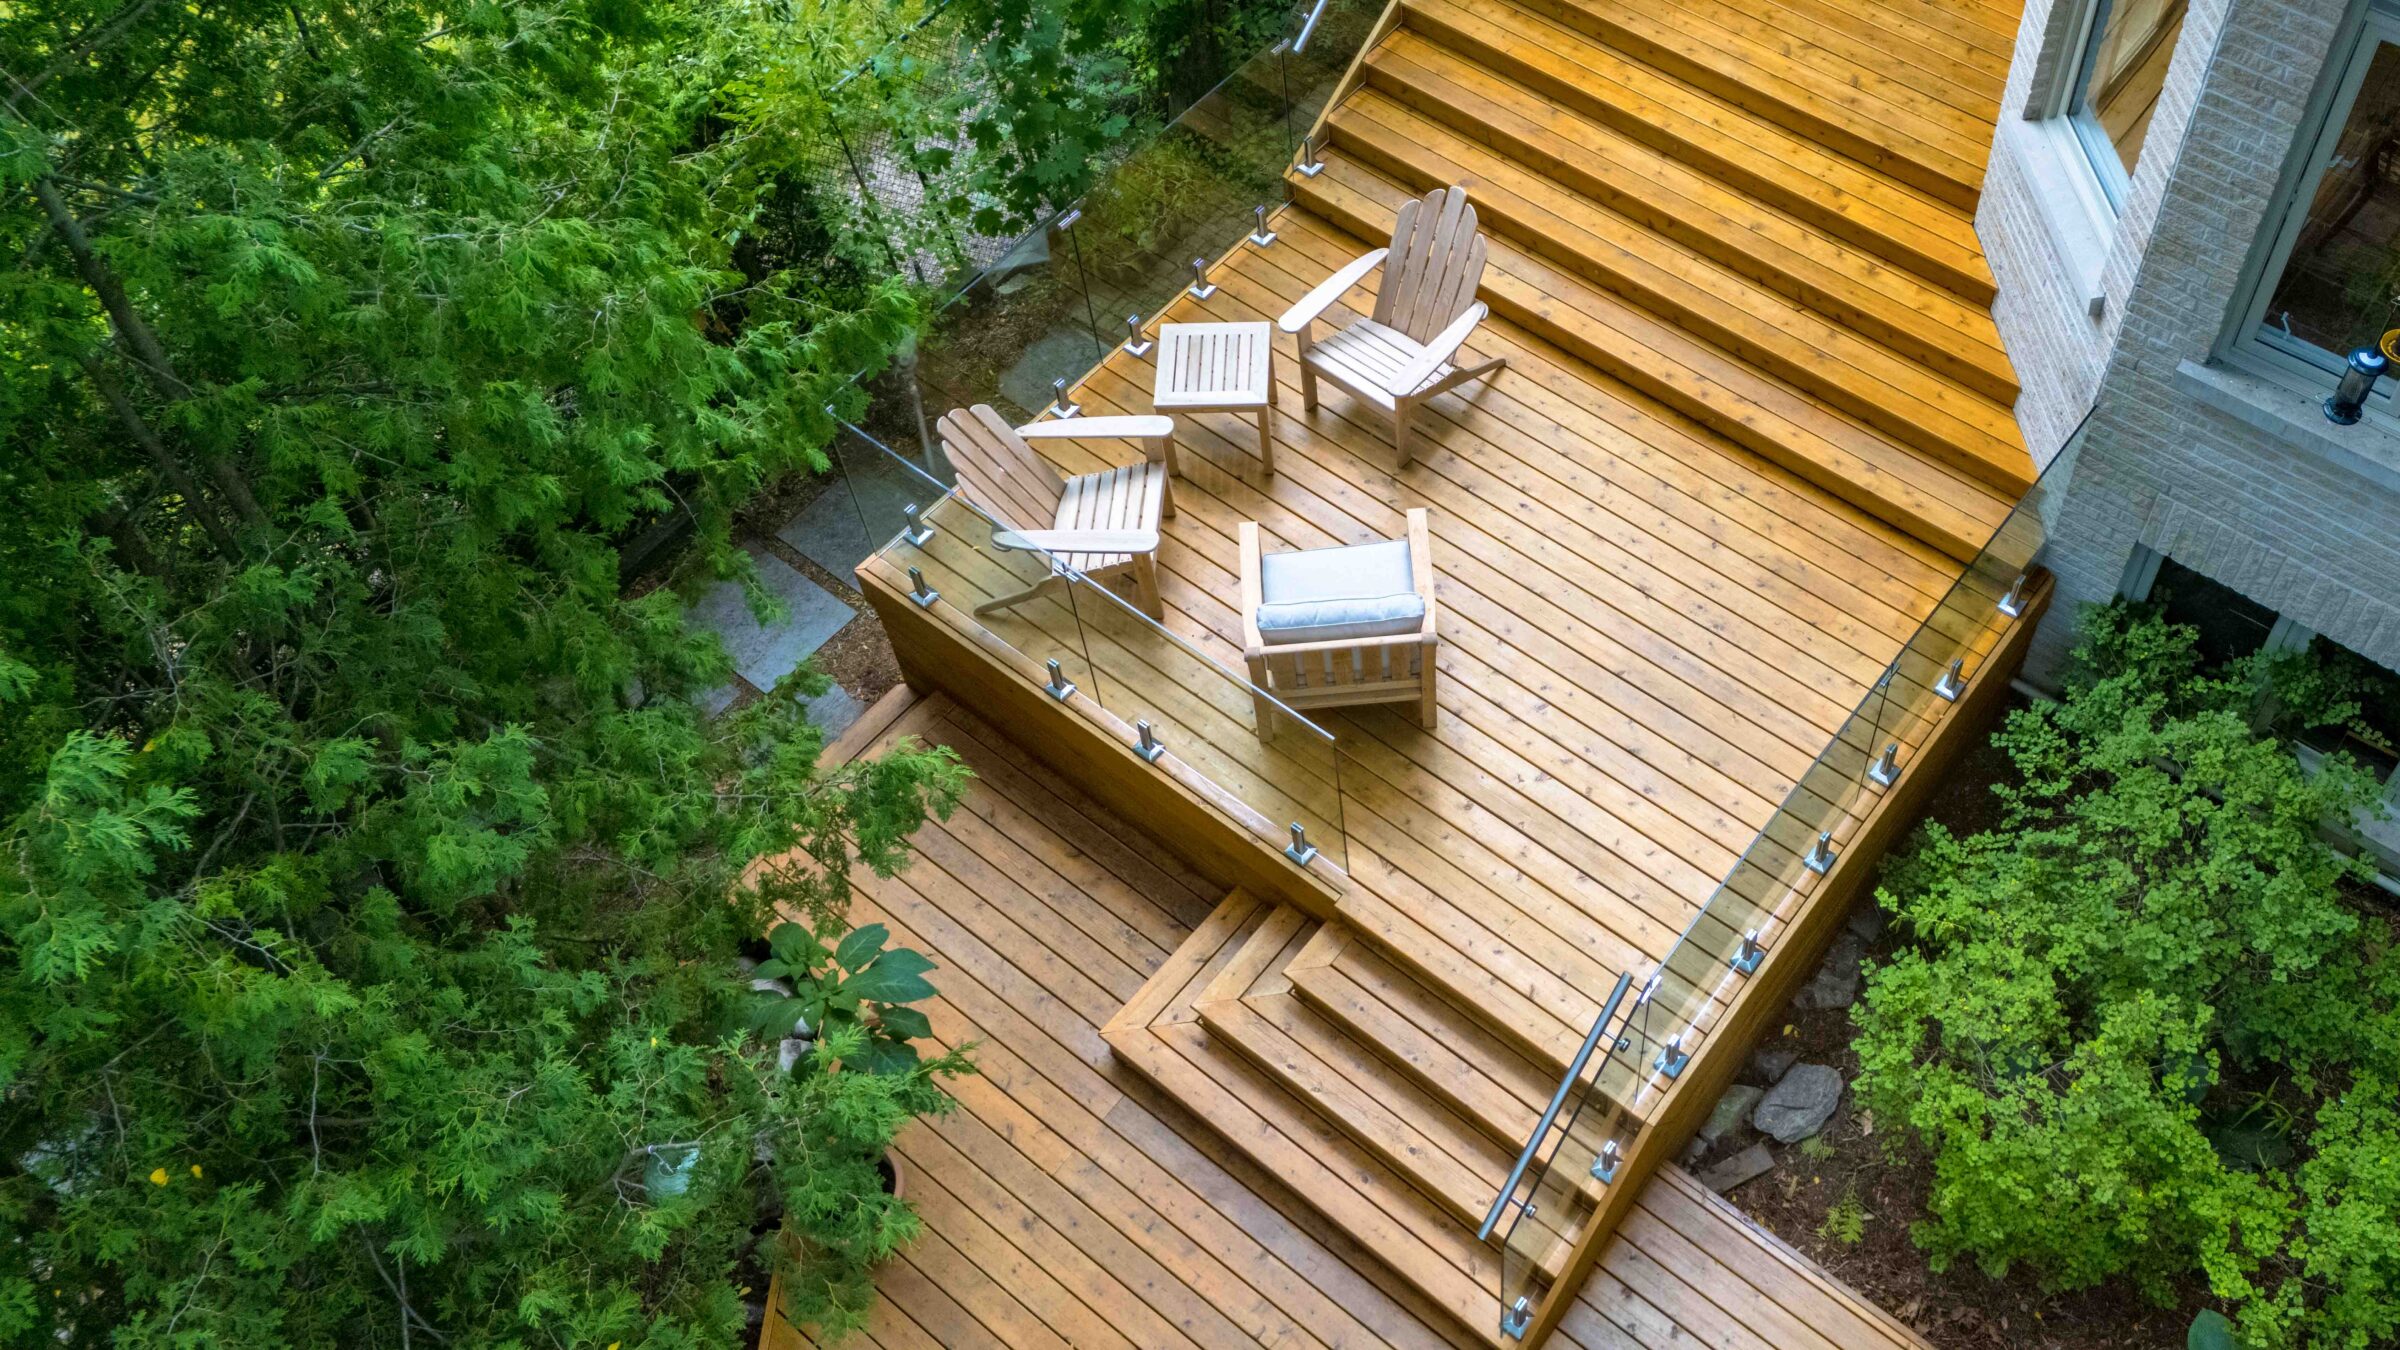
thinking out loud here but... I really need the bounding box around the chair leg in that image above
[1415,669,1438,730]
[974,571,1068,617]
[1298,360,1318,412]
[1256,408,1274,475]
[1393,402,1415,467]
[1159,470,1177,520]
[1132,555,1164,619]
[1247,657,1277,740]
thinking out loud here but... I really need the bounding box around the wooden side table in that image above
[1152,320,1276,475]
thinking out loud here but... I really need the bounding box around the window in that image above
[2124,549,2400,793]
[2064,0,2188,207]
[2150,557,2283,667]
[2291,636,2400,781]
[2241,8,2400,380]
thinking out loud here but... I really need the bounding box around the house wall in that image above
[1979,0,2400,682]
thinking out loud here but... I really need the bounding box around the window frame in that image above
[2230,5,2400,391]
[2052,0,2140,212]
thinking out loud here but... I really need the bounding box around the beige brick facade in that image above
[1979,0,2400,679]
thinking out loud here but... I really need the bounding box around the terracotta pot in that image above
[877,1151,906,1203]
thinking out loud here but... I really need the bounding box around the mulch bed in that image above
[1719,716,2215,1349]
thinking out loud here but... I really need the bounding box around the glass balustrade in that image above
[827,417,1348,874]
[1489,421,2091,1339]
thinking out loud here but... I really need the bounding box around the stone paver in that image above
[687,548,854,714]
[775,487,878,580]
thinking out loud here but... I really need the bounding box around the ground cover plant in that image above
[1853,603,2400,1349]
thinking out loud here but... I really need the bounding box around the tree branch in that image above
[33,174,267,530]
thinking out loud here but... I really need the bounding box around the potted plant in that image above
[749,915,969,1341]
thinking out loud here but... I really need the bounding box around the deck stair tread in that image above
[1360,32,2013,392]
[1317,94,2031,497]
[1401,0,1995,302]
[1291,162,2015,561]
[1103,893,1517,1346]
[1503,0,1991,206]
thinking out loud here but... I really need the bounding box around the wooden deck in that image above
[765,692,1935,1350]
[837,0,2040,1339]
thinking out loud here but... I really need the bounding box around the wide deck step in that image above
[1361,32,2012,392]
[1289,166,2015,561]
[1504,0,1991,207]
[1401,0,1995,303]
[1324,87,2029,495]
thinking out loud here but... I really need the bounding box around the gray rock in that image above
[1698,1084,1764,1147]
[1696,1142,1775,1194]
[1679,1137,1708,1166]
[1794,932,1865,1011]
[1745,1045,1800,1087]
[1752,1063,1844,1143]
[1845,900,1889,944]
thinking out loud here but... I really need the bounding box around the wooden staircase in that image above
[1293,0,2029,566]
[1104,892,1648,1348]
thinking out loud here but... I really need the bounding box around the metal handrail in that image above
[1292,0,1331,52]
[1476,971,1634,1241]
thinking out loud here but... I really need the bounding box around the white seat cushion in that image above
[1255,538,1424,644]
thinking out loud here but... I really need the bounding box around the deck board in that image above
[763,693,1931,1349]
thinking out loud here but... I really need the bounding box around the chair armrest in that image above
[1237,521,1267,652]
[993,528,1160,555]
[1279,249,1389,334]
[1403,508,1437,637]
[1014,414,1175,441]
[1387,302,1488,396]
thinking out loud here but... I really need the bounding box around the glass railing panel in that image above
[906,209,1108,426]
[827,414,955,579]
[1067,571,1347,873]
[1078,65,1292,348]
[875,490,1101,703]
[1283,0,1379,133]
[1498,986,1650,1341]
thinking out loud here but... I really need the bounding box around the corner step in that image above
[1105,897,1518,1346]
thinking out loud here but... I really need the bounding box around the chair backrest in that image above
[1370,186,1488,345]
[938,405,1065,533]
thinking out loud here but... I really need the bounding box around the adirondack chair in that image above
[1239,508,1439,732]
[1277,186,1505,465]
[937,404,1178,620]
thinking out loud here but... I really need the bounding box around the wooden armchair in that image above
[1277,186,1506,465]
[1239,508,1438,732]
[938,405,1177,620]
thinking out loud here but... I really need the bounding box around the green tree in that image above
[0,0,973,1344]
[1853,604,2400,1348]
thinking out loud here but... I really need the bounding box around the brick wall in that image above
[1978,0,2400,681]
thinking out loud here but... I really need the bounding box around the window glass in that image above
[2151,558,2278,668]
[2259,40,2400,357]
[2074,0,2187,181]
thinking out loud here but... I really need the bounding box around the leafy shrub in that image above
[1853,603,2400,1348]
